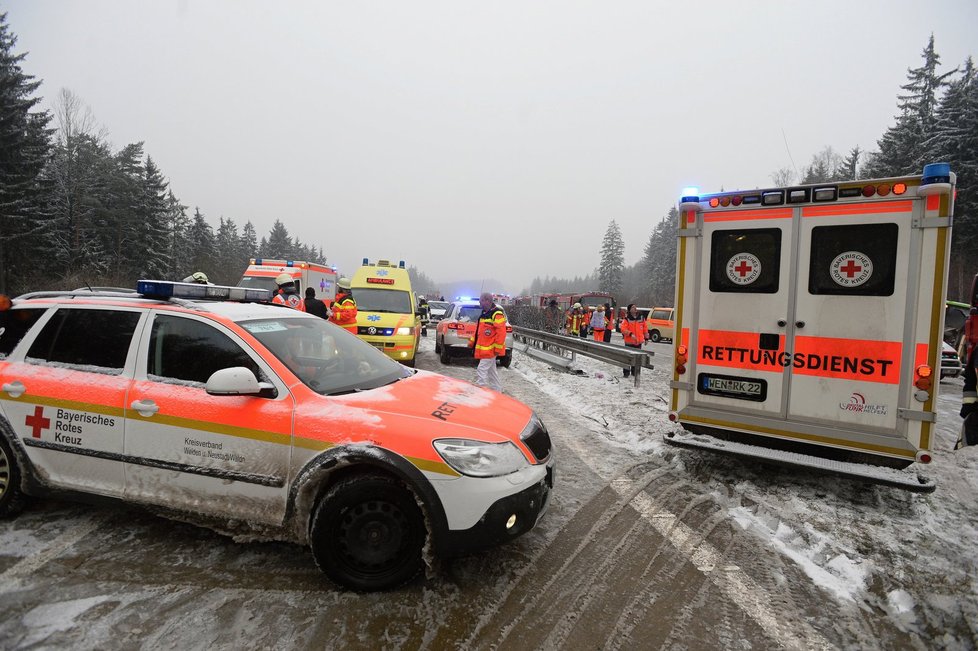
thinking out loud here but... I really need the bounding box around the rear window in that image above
[458,306,482,322]
[26,308,140,372]
[710,228,782,294]
[0,308,48,359]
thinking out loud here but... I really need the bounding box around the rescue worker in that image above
[418,296,430,337]
[330,277,358,334]
[468,291,508,392]
[303,287,329,319]
[566,303,583,336]
[602,303,614,343]
[271,273,306,311]
[621,303,648,377]
[958,345,978,449]
[590,303,607,342]
[182,272,210,284]
[543,299,562,334]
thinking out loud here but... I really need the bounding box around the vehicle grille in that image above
[521,421,552,462]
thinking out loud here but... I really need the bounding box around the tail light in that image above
[916,450,933,464]
[676,344,688,375]
[447,323,463,330]
[915,364,933,391]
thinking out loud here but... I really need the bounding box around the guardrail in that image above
[511,326,654,387]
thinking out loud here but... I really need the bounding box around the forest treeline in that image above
[523,36,977,306]
[1,15,975,302]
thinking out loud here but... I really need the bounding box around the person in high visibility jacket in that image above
[566,303,584,336]
[590,304,607,342]
[330,277,358,334]
[602,303,614,343]
[468,292,508,392]
[271,273,306,311]
[620,303,648,377]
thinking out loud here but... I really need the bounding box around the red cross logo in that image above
[839,260,862,278]
[25,406,50,438]
[734,261,753,277]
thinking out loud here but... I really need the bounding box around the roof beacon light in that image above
[813,187,837,202]
[137,280,271,302]
[680,187,701,213]
[919,162,953,196]
[761,191,784,205]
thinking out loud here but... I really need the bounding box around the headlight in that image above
[396,327,413,335]
[433,439,527,477]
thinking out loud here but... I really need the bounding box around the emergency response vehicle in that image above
[0,281,554,591]
[238,259,338,302]
[665,163,955,492]
[350,259,422,367]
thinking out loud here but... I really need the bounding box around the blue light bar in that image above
[137,280,272,302]
[921,162,951,185]
[680,186,700,202]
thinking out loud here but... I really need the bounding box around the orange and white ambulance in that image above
[665,163,955,492]
[238,258,338,302]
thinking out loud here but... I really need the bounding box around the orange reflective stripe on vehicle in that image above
[697,329,901,384]
[802,200,913,218]
[703,208,792,222]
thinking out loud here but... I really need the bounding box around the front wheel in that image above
[650,330,661,343]
[309,474,425,591]
[0,436,27,518]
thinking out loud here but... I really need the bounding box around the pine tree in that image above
[924,57,978,298]
[834,146,861,181]
[263,219,292,257]
[864,35,957,177]
[163,190,191,279]
[0,12,54,294]
[598,220,625,297]
[639,207,680,306]
[186,207,216,277]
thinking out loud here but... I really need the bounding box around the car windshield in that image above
[352,288,413,314]
[241,316,409,395]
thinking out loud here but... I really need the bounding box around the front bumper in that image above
[438,461,554,557]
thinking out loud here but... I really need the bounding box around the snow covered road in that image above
[0,337,976,649]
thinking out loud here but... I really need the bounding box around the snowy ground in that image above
[0,334,976,649]
[503,333,978,648]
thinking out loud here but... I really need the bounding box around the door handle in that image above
[795,321,806,329]
[130,399,159,417]
[2,381,25,399]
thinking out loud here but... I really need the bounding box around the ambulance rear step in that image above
[664,430,936,493]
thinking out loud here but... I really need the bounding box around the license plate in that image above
[697,373,767,402]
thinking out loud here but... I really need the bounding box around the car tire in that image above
[439,345,451,365]
[309,474,425,592]
[402,358,416,368]
[499,353,512,368]
[650,330,661,343]
[0,435,27,518]
[434,340,442,354]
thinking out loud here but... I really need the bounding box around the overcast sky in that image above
[6,1,977,292]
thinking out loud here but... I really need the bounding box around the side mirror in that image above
[206,367,277,398]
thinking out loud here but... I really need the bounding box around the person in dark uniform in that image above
[304,287,329,319]
[958,346,978,449]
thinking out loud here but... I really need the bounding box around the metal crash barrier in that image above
[511,326,654,387]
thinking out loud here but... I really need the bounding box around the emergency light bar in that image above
[137,280,272,302]
[251,259,308,269]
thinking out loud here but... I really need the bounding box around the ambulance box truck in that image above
[238,259,338,302]
[350,259,422,367]
[665,163,955,492]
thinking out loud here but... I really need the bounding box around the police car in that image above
[0,281,554,591]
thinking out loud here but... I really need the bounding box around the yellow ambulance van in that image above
[351,259,422,366]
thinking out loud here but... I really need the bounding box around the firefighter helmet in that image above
[338,277,352,290]
[275,273,294,286]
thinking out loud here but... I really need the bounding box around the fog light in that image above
[505,514,517,529]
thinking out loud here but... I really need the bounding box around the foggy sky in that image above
[6,1,977,293]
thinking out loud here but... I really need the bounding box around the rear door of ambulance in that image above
[685,190,927,454]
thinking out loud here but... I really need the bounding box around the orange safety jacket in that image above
[470,305,507,359]
[272,288,306,312]
[621,316,646,346]
[566,310,583,335]
[330,293,358,333]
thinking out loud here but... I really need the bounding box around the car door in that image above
[0,306,142,496]
[124,311,294,525]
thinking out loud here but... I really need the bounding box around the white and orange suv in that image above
[0,282,554,591]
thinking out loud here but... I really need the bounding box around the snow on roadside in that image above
[498,339,978,643]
